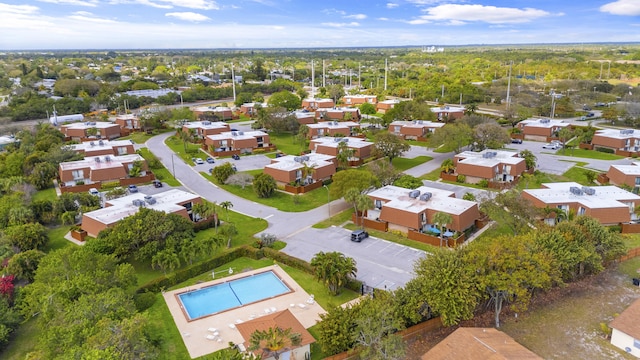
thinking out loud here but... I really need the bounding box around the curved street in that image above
[146,132,350,239]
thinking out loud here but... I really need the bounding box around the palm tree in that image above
[221,223,238,248]
[151,250,181,274]
[355,194,373,229]
[300,162,316,185]
[193,200,218,232]
[440,158,455,174]
[248,326,302,360]
[336,141,355,170]
[310,251,357,295]
[219,201,233,222]
[432,211,453,247]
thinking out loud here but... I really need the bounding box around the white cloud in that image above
[321,22,360,28]
[0,3,39,15]
[600,0,640,16]
[109,0,219,10]
[386,3,398,9]
[416,4,550,24]
[378,17,389,21]
[165,12,210,22]
[345,14,366,20]
[68,11,117,23]
[37,0,99,6]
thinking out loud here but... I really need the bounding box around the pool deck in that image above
[163,264,326,359]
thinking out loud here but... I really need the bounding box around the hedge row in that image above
[136,244,364,296]
[136,246,254,293]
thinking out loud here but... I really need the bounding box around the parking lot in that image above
[282,226,427,290]
[191,152,272,173]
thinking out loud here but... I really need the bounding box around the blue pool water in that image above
[178,271,291,320]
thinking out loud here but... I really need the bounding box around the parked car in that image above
[194,158,205,165]
[511,138,523,144]
[152,180,163,188]
[582,104,591,111]
[206,157,215,164]
[88,188,99,196]
[232,154,240,160]
[586,112,595,117]
[542,143,560,150]
[351,229,369,242]
[128,185,138,193]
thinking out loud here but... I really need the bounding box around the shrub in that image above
[456,175,466,183]
[253,173,277,198]
[595,147,615,154]
[478,179,489,188]
[133,292,157,312]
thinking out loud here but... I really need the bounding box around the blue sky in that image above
[1,0,639,50]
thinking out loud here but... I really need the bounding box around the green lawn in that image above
[31,187,57,202]
[203,172,337,212]
[420,167,442,181]
[44,225,74,252]
[561,166,600,186]
[269,132,308,155]
[406,139,431,148]
[137,148,181,186]
[0,318,39,360]
[553,148,624,160]
[390,156,432,171]
[165,136,208,163]
[515,171,566,190]
[622,233,640,249]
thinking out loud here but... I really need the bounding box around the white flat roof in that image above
[523,182,640,209]
[456,150,524,167]
[183,121,229,130]
[59,153,143,171]
[63,121,119,130]
[67,139,134,152]
[431,106,465,113]
[265,153,335,171]
[595,128,640,139]
[84,189,199,225]
[610,162,640,175]
[520,118,569,129]
[207,130,268,141]
[368,185,477,216]
[389,120,445,129]
[304,98,334,103]
[307,121,360,129]
[192,106,232,112]
[379,99,400,105]
[311,136,373,149]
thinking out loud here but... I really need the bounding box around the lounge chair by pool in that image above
[206,334,217,341]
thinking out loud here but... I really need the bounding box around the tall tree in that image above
[310,251,357,295]
[336,141,355,170]
[411,248,480,326]
[221,223,238,248]
[473,122,510,150]
[267,91,301,111]
[429,122,473,153]
[253,173,277,198]
[372,132,410,163]
[465,235,558,327]
[354,292,406,360]
[219,201,234,222]
[330,169,379,198]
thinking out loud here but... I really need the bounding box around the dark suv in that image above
[351,229,369,242]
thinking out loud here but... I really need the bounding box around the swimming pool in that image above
[177,270,291,320]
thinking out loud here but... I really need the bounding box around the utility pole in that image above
[384,58,388,91]
[322,59,325,88]
[311,60,315,98]
[506,61,512,109]
[231,63,236,102]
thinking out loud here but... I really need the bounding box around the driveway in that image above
[421,180,491,200]
[282,226,427,290]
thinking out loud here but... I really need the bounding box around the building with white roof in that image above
[309,136,373,161]
[60,121,122,141]
[302,98,335,111]
[81,189,202,237]
[59,153,147,187]
[376,99,400,114]
[592,128,640,154]
[192,106,233,121]
[521,182,640,225]
[366,185,480,234]
[454,149,527,184]
[431,105,465,122]
[263,153,336,185]
[306,121,361,139]
[66,139,136,157]
[606,162,640,188]
[182,121,230,138]
[517,118,570,141]
[205,130,270,154]
[389,120,445,140]
[343,94,377,106]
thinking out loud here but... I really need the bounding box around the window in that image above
[72,170,83,180]
[635,177,640,186]
[578,207,586,215]
[295,170,302,180]
[117,146,128,155]
[375,199,382,209]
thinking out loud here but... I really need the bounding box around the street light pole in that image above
[323,185,330,217]
[171,153,176,179]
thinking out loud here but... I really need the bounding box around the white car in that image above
[542,143,560,150]
[194,158,205,165]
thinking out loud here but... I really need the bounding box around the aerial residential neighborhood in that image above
[1,2,640,359]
